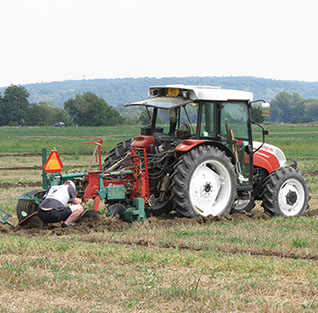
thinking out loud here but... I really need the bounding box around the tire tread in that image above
[261,166,310,216]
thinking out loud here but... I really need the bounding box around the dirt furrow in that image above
[2,210,317,263]
[9,134,131,139]
[103,238,318,262]
[0,182,42,188]
[304,171,318,177]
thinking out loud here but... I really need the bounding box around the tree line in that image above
[0,84,317,126]
[5,76,318,107]
[0,85,123,126]
[270,91,318,123]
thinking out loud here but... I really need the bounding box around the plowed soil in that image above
[0,182,43,188]
[2,206,317,237]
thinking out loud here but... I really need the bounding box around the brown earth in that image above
[0,182,43,188]
[2,207,318,263]
[0,210,131,236]
[2,206,317,237]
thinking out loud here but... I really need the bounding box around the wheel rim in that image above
[278,178,305,216]
[234,200,250,211]
[189,159,232,216]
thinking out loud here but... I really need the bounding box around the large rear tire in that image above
[172,146,236,217]
[17,189,46,222]
[102,139,133,170]
[261,167,310,217]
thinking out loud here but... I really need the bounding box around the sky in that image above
[0,0,318,87]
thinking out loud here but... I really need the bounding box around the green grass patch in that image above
[0,126,140,154]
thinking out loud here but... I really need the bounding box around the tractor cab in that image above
[126,85,255,187]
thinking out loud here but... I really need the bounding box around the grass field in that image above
[0,126,140,154]
[0,123,318,312]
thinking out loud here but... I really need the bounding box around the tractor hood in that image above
[253,141,287,168]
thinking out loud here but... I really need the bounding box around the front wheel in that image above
[261,167,310,217]
[172,146,236,217]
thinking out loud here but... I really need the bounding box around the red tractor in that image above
[16,85,310,224]
[103,85,310,218]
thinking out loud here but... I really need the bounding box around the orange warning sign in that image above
[43,150,63,173]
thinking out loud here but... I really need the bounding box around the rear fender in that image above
[176,140,235,163]
[175,140,205,152]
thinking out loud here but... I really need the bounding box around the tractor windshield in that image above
[155,105,197,138]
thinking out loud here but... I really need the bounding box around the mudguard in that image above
[175,140,205,152]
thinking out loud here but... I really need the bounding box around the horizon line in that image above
[1,75,318,88]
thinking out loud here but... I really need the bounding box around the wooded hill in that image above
[2,76,318,107]
[1,82,317,126]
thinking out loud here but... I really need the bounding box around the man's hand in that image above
[72,198,82,205]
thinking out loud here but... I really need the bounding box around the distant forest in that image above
[2,76,318,107]
[0,77,318,126]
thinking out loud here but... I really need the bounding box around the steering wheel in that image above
[177,123,191,139]
[179,123,191,132]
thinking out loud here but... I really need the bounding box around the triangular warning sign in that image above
[43,150,63,173]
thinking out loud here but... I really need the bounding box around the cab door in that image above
[220,101,253,186]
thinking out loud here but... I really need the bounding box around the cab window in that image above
[220,102,249,139]
[220,101,251,185]
[200,101,217,138]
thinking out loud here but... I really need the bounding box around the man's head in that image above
[169,108,178,123]
[65,180,76,190]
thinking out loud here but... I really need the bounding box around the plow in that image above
[17,138,150,225]
[15,85,310,227]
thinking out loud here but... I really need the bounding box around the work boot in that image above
[62,222,76,228]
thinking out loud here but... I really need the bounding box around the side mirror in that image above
[263,129,269,136]
[250,100,270,117]
[261,102,270,117]
[250,120,269,154]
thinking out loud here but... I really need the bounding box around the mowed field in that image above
[0,123,318,312]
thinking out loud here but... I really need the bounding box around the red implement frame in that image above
[83,137,103,168]
[80,146,150,211]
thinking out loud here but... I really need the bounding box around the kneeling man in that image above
[38,180,83,227]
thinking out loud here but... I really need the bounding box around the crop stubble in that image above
[0,124,318,312]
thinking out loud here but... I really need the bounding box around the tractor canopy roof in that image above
[125,85,254,109]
